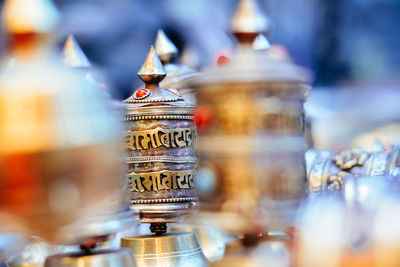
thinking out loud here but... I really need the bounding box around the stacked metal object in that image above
[0,0,135,266]
[192,0,311,241]
[121,46,207,266]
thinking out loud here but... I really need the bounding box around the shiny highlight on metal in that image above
[121,232,208,267]
[230,0,270,35]
[155,29,178,65]
[63,35,91,68]
[44,249,135,267]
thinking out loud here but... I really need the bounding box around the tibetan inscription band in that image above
[126,127,196,151]
[129,170,195,192]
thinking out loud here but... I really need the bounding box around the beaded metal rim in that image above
[123,98,180,104]
[127,156,197,163]
[124,115,194,121]
[131,197,198,204]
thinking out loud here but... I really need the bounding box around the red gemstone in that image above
[135,89,149,98]
[217,55,230,66]
[194,105,213,131]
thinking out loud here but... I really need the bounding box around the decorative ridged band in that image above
[123,98,180,104]
[124,115,194,121]
[131,197,198,204]
[127,156,197,163]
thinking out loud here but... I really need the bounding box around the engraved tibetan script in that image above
[128,170,195,192]
[126,127,196,151]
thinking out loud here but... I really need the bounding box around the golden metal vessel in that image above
[0,0,129,245]
[192,0,311,237]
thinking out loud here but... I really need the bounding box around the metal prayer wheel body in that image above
[193,45,311,233]
[123,46,198,224]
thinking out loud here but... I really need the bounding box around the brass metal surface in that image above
[44,249,135,267]
[155,29,178,65]
[191,0,311,236]
[170,224,231,262]
[230,0,270,36]
[155,29,199,105]
[306,146,400,194]
[123,46,197,224]
[0,0,129,244]
[121,232,208,267]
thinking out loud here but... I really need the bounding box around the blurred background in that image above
[1,0,399,100]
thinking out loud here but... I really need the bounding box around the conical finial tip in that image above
[63,34,91,68]
[230,0,270,34]
[137,45,166,84]
[155,29,178,64]
[252,33,271,50]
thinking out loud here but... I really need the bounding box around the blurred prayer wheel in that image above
[192,0,311,235]
[155,29,199,105]
[0,0,129,245]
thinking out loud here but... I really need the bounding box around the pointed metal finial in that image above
[63,35,91,68]
[230,0,270,38]
[138,46,166,84]
[252,33,271,50]
[2,0,59,34]
[155,29,178,65]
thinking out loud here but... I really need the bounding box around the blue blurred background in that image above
[1,0,399,100]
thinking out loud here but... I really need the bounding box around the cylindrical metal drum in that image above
[0,0,129,244]
[192,0,311,234]
[123,46,198,226]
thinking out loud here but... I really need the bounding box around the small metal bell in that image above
[121,232,207,267]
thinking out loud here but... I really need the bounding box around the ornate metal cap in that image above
[155,29,178,65]
[2,0,59,34]
[230,0,270,41]
[138,45,167,84]
[63,35,91,68]
[124,45,191,106]
[252,33,271,50]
